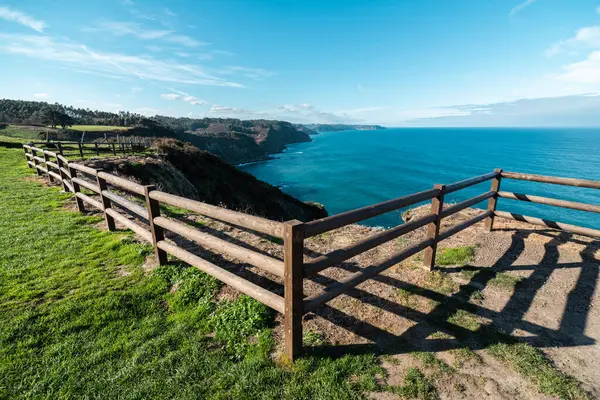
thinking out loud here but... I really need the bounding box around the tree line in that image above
[0,99,147,127]
[0,98,300,134]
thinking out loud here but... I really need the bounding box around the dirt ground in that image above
[57,178,599,399]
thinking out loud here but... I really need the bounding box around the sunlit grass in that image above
[0,147,384,399]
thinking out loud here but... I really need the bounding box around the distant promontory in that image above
[302,124,387,132]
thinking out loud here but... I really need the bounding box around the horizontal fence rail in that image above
[28,140,145,159]
[21,143,600,362]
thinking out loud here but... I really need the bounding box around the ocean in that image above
[240,128,600,229]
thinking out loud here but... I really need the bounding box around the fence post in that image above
[95,169,116,231]
[31,148,42,176]
[68,165,85,212]
[78,142,84,159]
[144,185,168,265]
[24,145,32,168]
[42,151,53,183]
[112,143,117,156]
[57,142,64,156]
[485,169,503,232]
[283,219,304,362]
[423,184,445,271]
[56,155,69,192]
[95,143,100,156]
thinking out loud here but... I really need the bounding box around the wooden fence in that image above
[22,145,600,361]
[28,140,145,159]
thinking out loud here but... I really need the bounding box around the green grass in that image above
[425,270,458,295]
[487,343,588,400]
[489,272,523,290]
[0,147,385,399]
[303,330,325,347]
[0,125,41,140]
[412,352,453,374]
[70,125,131,132]
[396,288,415,307]
[388,368,437,399]
[450,347,480,367]
[436,246,475,266]
[447,310,481,331]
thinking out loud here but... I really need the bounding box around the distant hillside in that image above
[151,116,313,164]
[303,124,387,132]
[0,99,314,164]
[84,138,327,222]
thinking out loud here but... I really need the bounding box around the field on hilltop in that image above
[1,139,597,399]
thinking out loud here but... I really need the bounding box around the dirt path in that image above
[83,189,599,399]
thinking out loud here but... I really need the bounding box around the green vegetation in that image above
[459,268,523,291]
[425,270,458,295]
[396,288,415,307]
[303,330,325,347]
[470,290,484,300]
[447,310,481,331]
[0,147,384,399]
[450,347,480,367]
[412,352,453,373]
[487,343,588,400]
[388,368,437,399]
[0,125,41,140]
[489,272,523,290]
[436,246,475,266]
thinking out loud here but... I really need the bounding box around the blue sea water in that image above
[240,128,600,229]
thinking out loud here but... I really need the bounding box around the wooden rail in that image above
[21,143,600,362]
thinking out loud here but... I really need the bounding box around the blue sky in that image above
[2,0,600,126]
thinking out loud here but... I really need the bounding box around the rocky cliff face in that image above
[188,120,312,164]
[121,119,312,165]
[85,139,327,222]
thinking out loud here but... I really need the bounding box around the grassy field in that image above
[0,125,41,140]
[0,145,588,399]
[70,125,131,132]
[0,147,383,399]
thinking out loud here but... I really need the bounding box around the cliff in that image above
[302,124,387,132]
[84,138,327,222]
[145,117,314,164]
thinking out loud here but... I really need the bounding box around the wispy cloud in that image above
[86,21,207,47]
[218,66,275,80]
[0,34,244,87]
[33,93,49,99]
[546,26,600,57]
[0,6,45,32]
[509,0,537,16]
[275,103,364,123]
[557,50,600,83]
[161,93,206,105]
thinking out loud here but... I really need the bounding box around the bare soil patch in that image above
[62,192,600,398]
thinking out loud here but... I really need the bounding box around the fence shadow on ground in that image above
[302,228,599,358]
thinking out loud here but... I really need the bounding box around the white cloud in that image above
[558,50,600,83]
[165,8,176,17]
[33,93,49,99]
[160,93,181,100]
[86,21,206,47]
[0,6,45,32]
[0,34,245,87]
[546,26,600,57]
[210,104,249,114]
[274,103,364,123]
[219,66,275,79]
[509,0,537,16]
[131,86,143,92]
[161,93,206,105]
